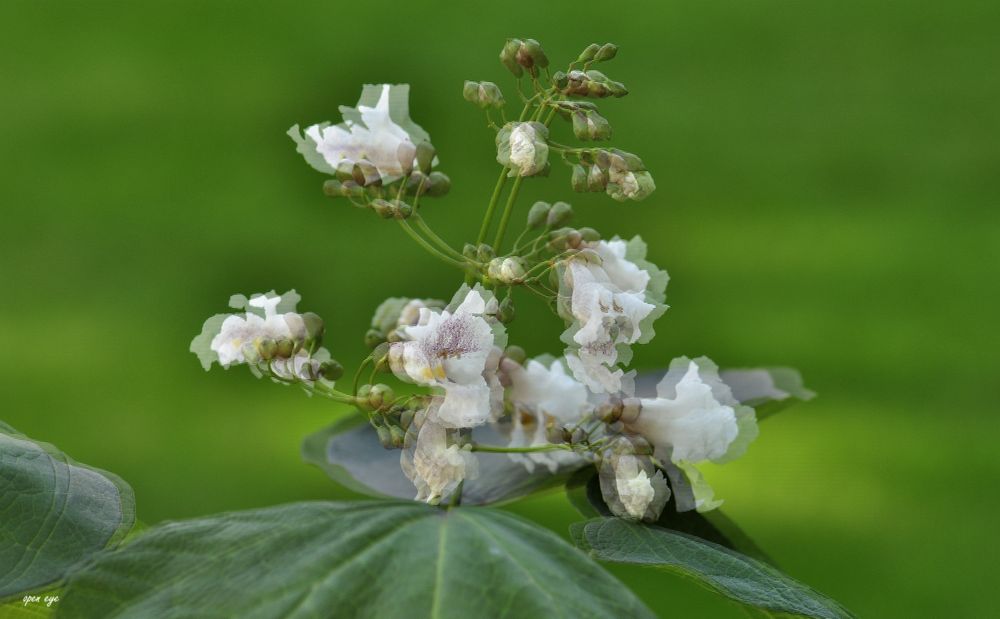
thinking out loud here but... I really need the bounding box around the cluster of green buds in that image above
[499,38,549,77]
[549,101,611,141]
[575,42,619,65]
[463,81,505,109]
[526,200,574,229]
[554,69,628,98]
[320,141,451,217]
[570,148,655,201]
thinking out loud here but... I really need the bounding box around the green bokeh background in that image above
[2,1,997,616]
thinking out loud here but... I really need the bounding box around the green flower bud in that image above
[476,243,496,262]
[341,181,366,200]
[464,80,505,109]
[587,164,609,191]
[368,383,394,410]
[496,121,549,177]
[255,338,277,360]
[526,201,551,229]
[571,164,588,192]
[365,328,385,349]
[393,200,413,219]
[500,39,524,77]
[577,43,601,64]
[552,70,568,89]
[546,424,567,444]
[389,425,406,448]
[497,297,516,324]
[352,160,381,186]
[399,408,416,431]
[335,160,355,182]
[374,423,393,449]
[579,227,601,242]
[462,80,480,104]
[504,345,527,364]
[320,360,344,381]
[519,38,548,71]
[595,43,618,62]
[322,179,343,197]
[546,201,574,227]
[571,112,589,140]
[406,172,428,195]
[462,243,478,259]
[276,339,295,358]
[370,198,395,219]
[415,141,436,174]
[425,171,451,197]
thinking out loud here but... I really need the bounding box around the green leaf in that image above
[571,518,854,619]
[59,501,653,619]
[303,415,585,505]
[0,423,135,601]
[566,469,772,564]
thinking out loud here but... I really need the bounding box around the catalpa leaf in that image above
[0,422,135,601]
[571,518,854,619]
[59,501,653,619]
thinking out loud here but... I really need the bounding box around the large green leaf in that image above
[59,501,654,619]
[0,423,135,601]
[571,518,854,619]
[303,415,584,505]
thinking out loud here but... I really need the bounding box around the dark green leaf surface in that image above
[59,501,653,619]
[303,416,584,505]
[0,423,135,601]
[571,518,854,619]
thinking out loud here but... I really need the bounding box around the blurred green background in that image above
[2,0,997,616]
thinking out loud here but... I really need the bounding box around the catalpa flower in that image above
[626,356,759,511]
[597,437,670,522]
[400,404,479,504]
[388,285,507,428]
[559,237,668,393]
[497,121,549,177]
[289,84,433,184]
[502,356,590,473]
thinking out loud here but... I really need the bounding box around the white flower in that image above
[509,358,589,425]
[291,84,432,184]
[559,237,667,393]
[502,357,590,473]
[193,291,303,369]
[388,286,505,428]
[400,405,479,504]
[630,357,758,465]
[496,121,549,177]
[598,442,670,522]
[270,350,323,382]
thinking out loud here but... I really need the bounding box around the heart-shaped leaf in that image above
[302,414,585,505]
[59,501,654,619]
[0,422,135,600]
[571,518,854,619]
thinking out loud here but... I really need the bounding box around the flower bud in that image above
[370,198,395,219]
[577,43,601,64]
[570,164,588,192]
[340,181,366,200]
[320,360,344,381]
[476,244,496,263]
[425,171,451,197]
[322,179,344,197]
[552,70,568,89]
[406,171,429,195]
[463,80,505,109]
[393,200,413,219]
[546,201,574,227]
[415,141,436,175]
[335,160,355,182]
[374,423,393,449]
[579,227,600,242]
[399,408,416,431]
[276,339,295,358]
[594,43,618,62]
[500,39,524,77]
[487,257,526,284]
[496,121,549,177]
[503,345,527,364]
[517,38,549,72]
[365,328,385,348]
[546,424,568,444]
[497,296,515,324]
[369,383,394,410]
[352,160,381,186]
[526,201,551,229]
[389,425,406,448]
[621,397,642,423]
[462,243,478,260]
[255,337,278,360]
[587,164,609,192]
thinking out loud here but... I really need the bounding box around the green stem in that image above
[398,218,469,270]
[492,175,524,252]
[476,170,509,246]
[470,443,571,454]
[413,214,466,260]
